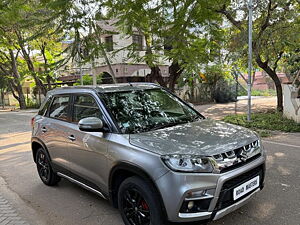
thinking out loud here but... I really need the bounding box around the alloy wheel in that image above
[37,151,50,182]
[122,188,151,225]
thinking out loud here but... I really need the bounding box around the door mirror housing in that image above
[78,117,104,132]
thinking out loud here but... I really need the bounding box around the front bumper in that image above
[155,155,266,222]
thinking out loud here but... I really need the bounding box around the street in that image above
[0,110,299,225]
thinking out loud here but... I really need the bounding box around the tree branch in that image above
[273,51,284,71]
[215,4,243,31]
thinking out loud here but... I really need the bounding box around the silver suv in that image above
[31,83,266,225]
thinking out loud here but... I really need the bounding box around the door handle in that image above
[41,127,47,133]
[68,135,76,141]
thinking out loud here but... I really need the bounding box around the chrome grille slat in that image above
[212,140,261,172]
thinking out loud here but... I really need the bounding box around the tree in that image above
[215,0,300,111]
[0,49,27,109]
[105,0,224,91]
[0,0,68,101]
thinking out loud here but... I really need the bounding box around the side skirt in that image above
[57,172,107,200]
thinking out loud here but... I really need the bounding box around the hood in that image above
[129,119,258,156]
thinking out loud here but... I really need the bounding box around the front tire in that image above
[118,176,164,225]
[36,148,60,186]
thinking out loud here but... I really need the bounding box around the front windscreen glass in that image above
[101,88,202,134]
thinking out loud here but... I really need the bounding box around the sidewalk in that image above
[195,96,276,120]
[0,194,30,225]
[0,108,38,113]
[0,176,45,225]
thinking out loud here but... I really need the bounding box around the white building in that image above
[81,19,170,83]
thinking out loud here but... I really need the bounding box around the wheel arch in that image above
[31,137,51,163]
[108,162,167,216]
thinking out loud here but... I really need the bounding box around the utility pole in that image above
[77,42,83,85]
[247,0,253,121]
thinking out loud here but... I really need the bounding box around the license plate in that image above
[233,176,260,200]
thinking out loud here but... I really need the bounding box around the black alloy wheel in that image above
[122,188,150,225]
[36,148,60,186]
[118,176,164,225]
[37,150,50,182]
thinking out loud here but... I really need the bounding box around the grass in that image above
[223,112,300,137]
[238,89,276,97]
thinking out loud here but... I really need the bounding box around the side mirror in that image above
[78,117,104,132]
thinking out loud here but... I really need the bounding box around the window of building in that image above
[73,95,102,123]
[49,96,70,121]
[132,34,143,51]
[124,67,128,73]
[105,35,113,52]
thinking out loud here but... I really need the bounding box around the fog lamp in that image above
[187,201,194,209]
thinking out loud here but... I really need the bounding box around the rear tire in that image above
[118,176,165,225]
[36,148,60,186]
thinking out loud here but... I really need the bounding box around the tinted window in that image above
[49,96,70,121]
[38,97,51,116]
[73,95,102,123]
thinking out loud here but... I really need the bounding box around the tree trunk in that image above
[9,49,26,109]
[46,75,52,90]
[1,89,4,109]
[17,34,47,96]
[8,82,26,109]
[256,56,283,112]
[23,52,48,96]
[149,66,166,87]
[168,62,183,92]
[15,85,26,109]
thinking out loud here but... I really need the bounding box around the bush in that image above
[74,74,103,85]
[223,112,300,133]
[213,79,237,103]
[26,98,40,109]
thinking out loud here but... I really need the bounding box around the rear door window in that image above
[73,95,102,123]
[49,95,70,121]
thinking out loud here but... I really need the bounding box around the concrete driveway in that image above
[0,110,299,225]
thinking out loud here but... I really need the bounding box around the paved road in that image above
[0,110,299,225]
[195,97,276,120]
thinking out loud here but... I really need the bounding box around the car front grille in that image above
[214,164,265,211]
[212,140,261,173]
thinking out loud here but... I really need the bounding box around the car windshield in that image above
[101,88,203,134]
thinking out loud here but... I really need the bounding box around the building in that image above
[59,19,170,84]
[241,71,289,90]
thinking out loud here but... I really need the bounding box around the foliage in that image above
[0,0,68,108]
[215,0,300,111]
[26,98,40,109]
[202,65,231,85]
[177,64,237,103]
[283,48,300,78]
[223,112,300,133]
[74,74,103,85]
[104,0,225,90]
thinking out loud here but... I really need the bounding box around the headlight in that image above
[161,155,214,173]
